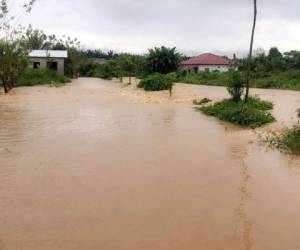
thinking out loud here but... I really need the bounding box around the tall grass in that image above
[267,126,300,154]
[198,96,275,128]
[179,69,300,91]
[17,68,71,87]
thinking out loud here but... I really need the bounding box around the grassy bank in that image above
[178,69,300,91]
[267,126,300,154]
[17,68,71,87]
[198,96,275,128]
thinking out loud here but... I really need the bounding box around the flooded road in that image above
[1,78,300,250]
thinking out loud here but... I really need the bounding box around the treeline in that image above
[77,46,182,84]
[80,49,118,60]
[238,47,300,77]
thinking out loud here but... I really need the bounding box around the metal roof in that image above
[182,53,231,66]
[29,50,68,58]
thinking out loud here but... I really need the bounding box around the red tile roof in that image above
[182,53,231,66]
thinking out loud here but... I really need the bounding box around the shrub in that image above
[267,126,300,154]
[93,63,117,80]
[193,98,212,105]
[17,68,71,86]
[227,70,245,102]
[165,72,177,83]
[138,73,174,91]
[78,61,98,77]
[198,97,275,128]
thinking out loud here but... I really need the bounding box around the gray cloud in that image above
[18,0,300,56]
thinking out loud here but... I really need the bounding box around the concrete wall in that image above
[182,64,230,73]
[29,57,65,75]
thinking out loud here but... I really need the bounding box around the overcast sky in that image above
[16,0,300,56]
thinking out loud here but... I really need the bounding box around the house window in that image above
[193,67,198,73]
[47,61,58,71]
[33,62,40,69]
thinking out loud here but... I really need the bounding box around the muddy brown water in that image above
[1,78,300,250]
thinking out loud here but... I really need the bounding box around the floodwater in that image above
[1,78,300,250]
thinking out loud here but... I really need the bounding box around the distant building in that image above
[181,53,231,73]
[28,50,68,75]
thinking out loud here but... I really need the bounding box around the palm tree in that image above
[147,46,181,74]
[245,0,258,102]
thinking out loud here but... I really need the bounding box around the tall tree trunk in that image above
[169,86,173,97]
[245,0,257,103]
[2,80,9,93]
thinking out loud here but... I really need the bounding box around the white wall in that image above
[198,65,229,72]
[29,57,65,75]
[182,64,230,73]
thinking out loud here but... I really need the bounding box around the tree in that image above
[284,50,300,69]
[115,54,138,84]
[245,0,257,102]
[268,47,282,59]
[146,46,181,74]
[0,0,37,93]
[22,26,47,50]
[51,36,81,78]
[227,70,245,102]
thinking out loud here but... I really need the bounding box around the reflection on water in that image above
[1,78,300,250]
[231,143,253,250]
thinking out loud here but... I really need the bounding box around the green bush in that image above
[78,61,98,77]
[164,72,177,83]
[227,70,245,102]
[93,63,117,80]
[198,97,275,128]
[17,68,71,86]
[138,73,174,91]
[267,126,300,154]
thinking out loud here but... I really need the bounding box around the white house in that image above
[28,50,68,75]
[181,53,231,73]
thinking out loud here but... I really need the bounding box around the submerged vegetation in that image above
[193,98,212,106]
[196,68,275,128]
[137,73,176,93]
[198,97,275,128]
[17,68,70,87]
[267,126,300,154]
